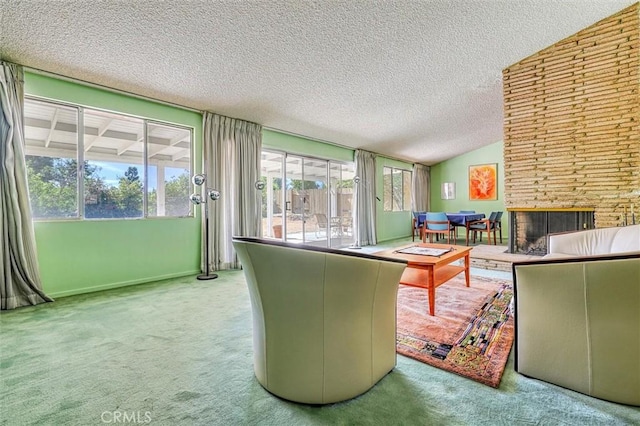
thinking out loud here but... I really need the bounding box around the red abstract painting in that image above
[469,164,497,200]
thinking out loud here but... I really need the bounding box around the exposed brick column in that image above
[503,4,639,227]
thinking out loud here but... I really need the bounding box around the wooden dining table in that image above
[445,212,485,245]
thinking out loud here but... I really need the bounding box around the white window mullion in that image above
[143,121,149,217]
[78,106,85,219]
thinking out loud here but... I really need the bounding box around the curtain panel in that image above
[354,149,377,246]
[0,62,53,309]
[203,112,262,271]
[411,163,430,212]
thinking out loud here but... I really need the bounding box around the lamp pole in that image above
[190,174,220,280]
[200,200,216,280]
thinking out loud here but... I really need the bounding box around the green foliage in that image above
[114,175,143,217]
[164,173,190,216]
[26,156,147,219]
[26,156,96,218]
[392,170,403,210]
[256,176,283,190]
[82,164,143,218]
[147,189,158,216]
[287,179,320,190]
[336,178,354,189]
[145,173,189,217]
[27,174,77,218]
[124,166,140,182]
[382,166,409,212]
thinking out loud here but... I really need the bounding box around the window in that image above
[146,122,192,217]
[383,166,412,212]
[24,100,79,218]
[83,109,145,219]
[24,98,193,220]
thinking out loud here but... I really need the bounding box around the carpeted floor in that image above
[1,270,639,425]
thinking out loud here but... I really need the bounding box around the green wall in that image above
[262,129,353,161]
[429,141,508,240]
[25,72,203,297]
[24,73,506,299]
[263,114,507,246]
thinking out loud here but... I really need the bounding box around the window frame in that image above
[382,166,412,212]
[23,96,194,221]
[259,148,356,248]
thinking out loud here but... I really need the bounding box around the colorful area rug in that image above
[396,274,514,388]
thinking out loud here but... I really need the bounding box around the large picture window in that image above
[383,166,412,212]
[24,98,193,220]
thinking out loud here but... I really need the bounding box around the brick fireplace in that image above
[502,4,639,241]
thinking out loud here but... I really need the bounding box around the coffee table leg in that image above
[464,253,470,287]
[428,267,436,316]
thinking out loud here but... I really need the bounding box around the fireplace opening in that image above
[508,210,595,255]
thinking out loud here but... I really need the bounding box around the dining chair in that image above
[469,212,499,245]
[494,211,503,243]
[422,212,455,244]
[472,211,504,244]
[412,211,427,241]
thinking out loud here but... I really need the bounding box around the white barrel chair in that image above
[233,237,407,404]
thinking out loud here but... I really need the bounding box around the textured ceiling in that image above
[1,0,636,165]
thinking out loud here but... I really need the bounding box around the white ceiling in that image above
[1,0,636,165]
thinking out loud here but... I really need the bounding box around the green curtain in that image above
[0,62,53,309]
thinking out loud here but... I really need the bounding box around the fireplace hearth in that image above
[508,210,595,255]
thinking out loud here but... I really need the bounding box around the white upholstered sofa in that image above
[543,223,640,259]
[512,224,640,405]
[232,237,407,404]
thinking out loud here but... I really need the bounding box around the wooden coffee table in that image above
[375,243,473,316]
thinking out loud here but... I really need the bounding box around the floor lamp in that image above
[190,174,221,280]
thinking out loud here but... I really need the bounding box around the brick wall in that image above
[503,4,639,227]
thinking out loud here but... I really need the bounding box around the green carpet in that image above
[1,271,639,425]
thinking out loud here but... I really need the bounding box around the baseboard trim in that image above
[46,270,200,298]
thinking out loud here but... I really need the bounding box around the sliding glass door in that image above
[301,157,329,244]
[258,151,284,239]
[329,161,356,248]
[285,155,305,243]
[259,150,355,248]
